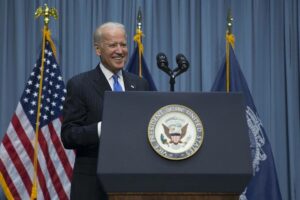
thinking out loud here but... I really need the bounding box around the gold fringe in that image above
[133,29,144,77]
[226,33,235,48]
[44,29,57,59]
[133,29,144,54]
[0,172,14,200]
[225,33,235,93]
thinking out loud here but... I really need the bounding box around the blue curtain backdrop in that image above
[0,0,299,200]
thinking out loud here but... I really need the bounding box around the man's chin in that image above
[113,63,125,69]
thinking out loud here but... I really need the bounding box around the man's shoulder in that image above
[69,67,98,83]
[123,70,150,90]
[123,70,142,81]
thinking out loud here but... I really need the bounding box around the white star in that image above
[51,102,56,107]
[58,76,62,81]
[46,98,50,102]
[63,89,67,93]
[33,92,38,97]
[26,88,31,94]
[37,75,41,80]
[31,72,35,76]
[45,106,50,111]
[43,115,48,120]
[28,80,33,85]
[61,96,65,101]
[48,90,52,94]
[55,84,60,89]
[31,101,36,106]
[59,105,63,110]
[53,93,58,98]
[29,110,35,115]
[51,111,55,115]
[46,60,50,65]
[49,81,53,86]
[50,72,55,77]
[46,69,50,73]
[23,98,28,103]
[44,49,48,54]
[35,83,39,88]
[52,64,57,69]
[48,51,53,57]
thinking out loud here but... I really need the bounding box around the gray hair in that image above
[93,22,126,45]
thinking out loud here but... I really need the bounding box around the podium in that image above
[97,92,252,200]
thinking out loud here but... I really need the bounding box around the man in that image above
[61,22,149,200]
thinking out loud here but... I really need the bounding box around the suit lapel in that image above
[91,66,112,96]
[123,71,137,91]
[91,67,137,93]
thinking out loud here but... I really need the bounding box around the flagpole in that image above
[226,9,234,93]
[134,7,144,78]
[31,5,58,199]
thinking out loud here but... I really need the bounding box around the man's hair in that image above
[93,22,126,45]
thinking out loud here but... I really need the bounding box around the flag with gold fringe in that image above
[0,26,75,199]
[127,27,157,91]
[211,31,282,200]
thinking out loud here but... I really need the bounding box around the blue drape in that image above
[0,0,299,200]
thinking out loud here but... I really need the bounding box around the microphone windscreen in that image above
[176,53,189,71]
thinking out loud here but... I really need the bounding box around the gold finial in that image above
[137,7,142,31]
[227,8,233,34]
[35,4,58,29]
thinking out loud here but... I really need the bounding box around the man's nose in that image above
[115,44,123,52]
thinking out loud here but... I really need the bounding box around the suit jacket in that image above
[61,66,149,200]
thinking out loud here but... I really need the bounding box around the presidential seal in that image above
[148,104,204,160]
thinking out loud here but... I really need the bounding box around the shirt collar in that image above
[99,63,123,80]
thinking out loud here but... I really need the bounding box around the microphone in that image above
[156,53,172,75]
[175,54,189,76]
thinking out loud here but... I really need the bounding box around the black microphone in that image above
[175,53,189,76]
[156,53,172,75]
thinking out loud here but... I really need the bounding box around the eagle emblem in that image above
[148,104,204,160]
[162,123,188,145]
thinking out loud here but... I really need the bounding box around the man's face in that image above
[95,27,128,73]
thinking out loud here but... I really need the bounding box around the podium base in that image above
[108,193,239,200]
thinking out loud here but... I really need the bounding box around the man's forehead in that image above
[102,30,126,40]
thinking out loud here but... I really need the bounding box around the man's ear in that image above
[94,45,101,56]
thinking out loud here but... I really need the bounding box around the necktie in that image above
[112,74,123,92]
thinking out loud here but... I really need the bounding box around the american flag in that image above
[0,39,75,199]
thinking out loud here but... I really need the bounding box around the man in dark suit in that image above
[61,22,149,200]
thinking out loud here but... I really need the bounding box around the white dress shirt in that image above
[97,63,125,138]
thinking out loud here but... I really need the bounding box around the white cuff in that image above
[97,121,102,138]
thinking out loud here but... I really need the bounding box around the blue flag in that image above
[211,45,282,200]
[126,46,157,91]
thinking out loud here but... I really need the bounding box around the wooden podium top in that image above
[108,192,239,200]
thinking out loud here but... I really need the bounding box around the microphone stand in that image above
[157,53,189,92]
[169,73,175,92]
